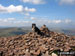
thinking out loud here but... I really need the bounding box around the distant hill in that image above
[0,27,75,37]
[0,27,32,37]
[62,29,75,36]
[49,28,75,36]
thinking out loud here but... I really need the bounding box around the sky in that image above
[0,0,75,28]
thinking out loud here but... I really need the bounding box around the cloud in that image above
[0,18,16,23]
[30,17,36,20]
[24,16,36,20]
[7,18,16,21]
[21,0,46,4]
[24,16,72,24]
[13,21,30,24]
[53,20,62,24]
[24,7,36,16]
[0,4,23,13]
[0,18,31,24]
[33,17,72,25]
[0,4,36,16]
[57,0,75,5]
[25,7,36,12]
[0,18,32,26]
[65,19,72,23]
[0,17,72,27]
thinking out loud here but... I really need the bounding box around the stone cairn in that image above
[0,24,75,56]
[32,24,50,37]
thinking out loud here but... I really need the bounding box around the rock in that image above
[52,53,57,56]
[0,51,3,56]
[0,24,75,56]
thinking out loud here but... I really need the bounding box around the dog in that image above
[32,23,42,35]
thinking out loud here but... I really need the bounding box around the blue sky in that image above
[0,0,75,28]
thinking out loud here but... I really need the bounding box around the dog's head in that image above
[32,23,36,31]
[32,23,36,28]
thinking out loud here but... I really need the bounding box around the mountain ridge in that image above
[0,24,75,56]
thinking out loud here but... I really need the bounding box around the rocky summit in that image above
[0,24,75,56]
